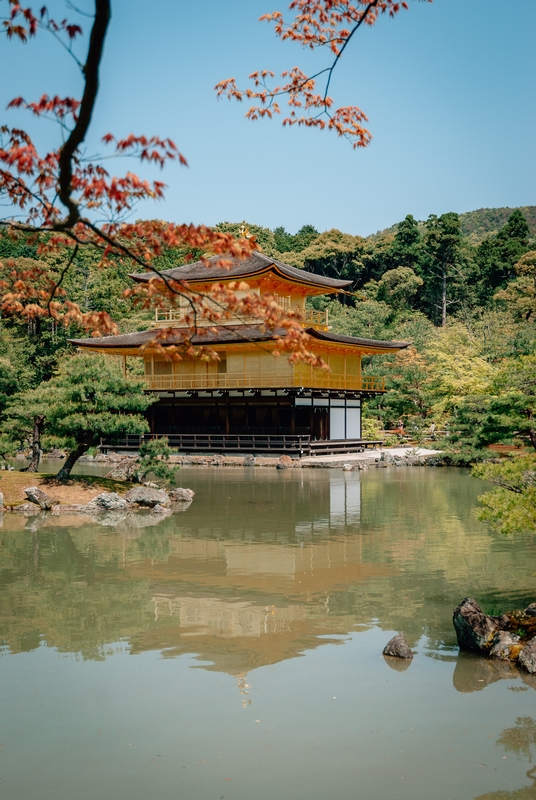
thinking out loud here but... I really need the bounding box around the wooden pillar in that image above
[225,393,230,436]
[291,399,296,435]
[122,354,127,377]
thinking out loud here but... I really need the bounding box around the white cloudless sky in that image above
[1,0,535,235]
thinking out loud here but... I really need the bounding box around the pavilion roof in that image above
[70,325,410,352]
[129,251,352,291]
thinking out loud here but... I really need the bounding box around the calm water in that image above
[1,467,535,800]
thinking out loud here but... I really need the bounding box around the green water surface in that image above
[1,467,535,800]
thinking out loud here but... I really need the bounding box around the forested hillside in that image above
[371,206,536,244]
[1,206,535,484]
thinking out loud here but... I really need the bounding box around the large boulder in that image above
[83,492,128,512]
[382,633,413,659]
[168,487,195,503]
[518,638,536,674]
[453,598,504,653]
[24,486,55,510]
[124,486,170,508]
[106,458,140,481]
[489,631,523,661]
[47,449,66,459]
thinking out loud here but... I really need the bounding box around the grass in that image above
[0,470,128,506]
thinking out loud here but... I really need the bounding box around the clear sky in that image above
[1,0,535,236]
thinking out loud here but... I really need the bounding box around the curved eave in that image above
[129,252,352,293]
[70,325,411,356]
[305,328,412,353]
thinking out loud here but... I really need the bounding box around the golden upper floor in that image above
[131,252,352,331]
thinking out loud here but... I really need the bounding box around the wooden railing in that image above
[152,306,329,330]
[101,433,312,454]
[137,372,385,392]
[99,433,384,455]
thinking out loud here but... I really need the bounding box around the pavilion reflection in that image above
[1,468,535,675]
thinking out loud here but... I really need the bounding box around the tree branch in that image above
[58,0,111,226]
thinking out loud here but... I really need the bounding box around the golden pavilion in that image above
[71,252,409,454]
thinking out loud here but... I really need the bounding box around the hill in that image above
[370,206,536,244]
[459,206,536,243]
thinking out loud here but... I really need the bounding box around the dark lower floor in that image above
[146,389,366,442]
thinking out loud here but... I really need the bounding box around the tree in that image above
[217,0,432,148]
[376,267,423,310]
[492,355,536,451]
[137,437,178,484]
[288,229,364,280]
[3,353,154,479]
[475,211,532,304]
[473,455,536,535]
[423,213,466,327]
[0,0,328,370]
[494,250,536,323]
[3,386,48,471]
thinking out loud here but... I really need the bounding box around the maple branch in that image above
[58,0,110,227]
[46,243,78,315]
[322,0,380,102]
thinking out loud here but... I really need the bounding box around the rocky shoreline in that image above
[24,447,442,472]
[453,598,536,674]
[0,483,195,525]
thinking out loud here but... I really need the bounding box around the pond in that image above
[1,466,535,800]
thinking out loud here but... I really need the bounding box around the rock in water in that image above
[277,455,294,469]
[151,503,172,515]
[518,638,536,674]
[0,490,4,510]
[124,486,170,508]
[168,487,195,502]
[453,597,502,653]
[14,503,41,516]
[83,492,128,512]
[243,454,256,466]
[382,634,413,659]
[24,486,55,510]
[489,631,523,661]
[106,458,140,481]
[524,604,536,617]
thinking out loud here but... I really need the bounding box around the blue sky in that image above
[1,0,535,235]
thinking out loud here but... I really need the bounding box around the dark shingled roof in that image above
[129,251,352,290]
[70,325,410,351]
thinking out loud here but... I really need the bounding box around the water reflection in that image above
[475,718,536,800]
[453,652,536,693]
[0,468,535,674]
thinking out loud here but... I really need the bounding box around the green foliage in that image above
[376,267,423,310]
[460,206,536,243]
[1,353,155,478]
[284,229,364,280]
[273,224,319,253]
[137,437,178,484]
[45,353,153,444]
[473,455,536,534]
[214,221,278,256]
[475,211,532,304]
